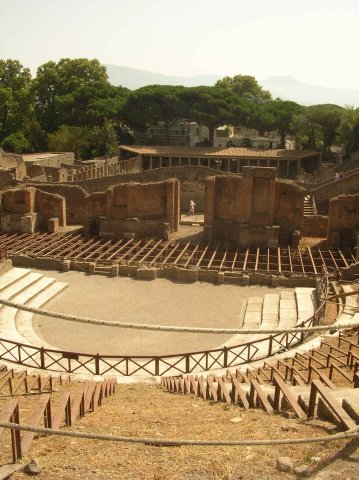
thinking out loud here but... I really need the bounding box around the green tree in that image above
[48,122,118,160]
[121,85,187,144]
[34,58,114,133]
[256,100,303,147]
[1,132,31,153]
[180,86,238,146]
[0,59,33,142]
[216,74,271,101]
[292,104,343,154]
[337,106,359,157]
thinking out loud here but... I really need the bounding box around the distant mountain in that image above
[105,65,359,106]
[261,76,359,107]
[105,64,220,89]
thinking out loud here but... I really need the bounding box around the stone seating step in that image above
[243,297,263,328]
[0,276,55,343]
[0,267,32,292]
[278,291,297,328]
[262,294,280,329]
[295,287,318,325]
[16,281,68,346]
[0,272,44,300]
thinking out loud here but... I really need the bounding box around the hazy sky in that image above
[1,0,358,88]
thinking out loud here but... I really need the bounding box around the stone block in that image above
[217,272,225,284]
[48,217,59,233]
[110,264,119,277]
[62,260,71,272]
[118,264,138,277]
[176,268,198,283]
[123,232,135,240]
[88,263,96,274]
[137,268,157,280]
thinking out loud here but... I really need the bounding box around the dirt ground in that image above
[32,270,292,356]
[8,383,359,480]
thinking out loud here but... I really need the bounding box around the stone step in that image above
[261,294,280,329]
[279,291,297,328]
[11,277,56,305]
[0,272,44,300]
[0,267,32,292]
[16,282,68,345]
[243,297,263,328]
[295,287,318,326]
[0,277,55,342]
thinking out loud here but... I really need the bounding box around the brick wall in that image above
[72,165,233,212]
[328,194,359,248]
[274,181,304,244]
[311,170,359,213]
[205,170,304,246]
[22,179,180,237]
[303,215,328,238]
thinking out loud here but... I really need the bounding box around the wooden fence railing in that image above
[0,378,116,464]
[0,276,329,377]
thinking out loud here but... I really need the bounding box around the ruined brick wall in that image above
[0,187,66,233]
[0,149,26,180]
[303,215,328,238]
[72,166,233,212]
[205,169,304,246]
[35,190,66,228]
[84,180,180,237]
[310,171,359,213]
[274,181,304,244]
[29,184,88,225]
[24,179,180,237]
[2,187,36,215]
[25,153,75,169]
[328,194,359,248]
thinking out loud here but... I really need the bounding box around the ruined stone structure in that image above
[0,148,26,183]
[119,145,321,179]
[84,179,180,239]
[0,187,66,233]
[328,194,359,249]
[1,179,180,240]
[205,167,304,247]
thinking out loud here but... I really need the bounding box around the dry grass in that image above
[4,383,354,480]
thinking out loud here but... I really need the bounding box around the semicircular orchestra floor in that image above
[31,269,295,356]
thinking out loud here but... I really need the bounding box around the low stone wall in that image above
[303,215,328,238]
[10,254,65,271]
[311,170,359,213]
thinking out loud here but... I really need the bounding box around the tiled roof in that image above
[119,145,318,159]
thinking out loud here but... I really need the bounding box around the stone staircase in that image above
[241,288,318,330]
[304,194,317,216]
[0,267,68,348]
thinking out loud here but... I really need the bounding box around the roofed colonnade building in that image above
[119,146,321,179]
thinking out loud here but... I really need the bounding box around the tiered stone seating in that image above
[240,288,318,331]
[0,267,68,346]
